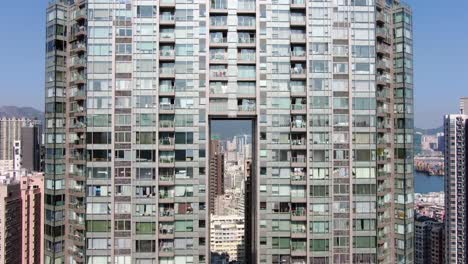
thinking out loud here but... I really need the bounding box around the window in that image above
[272,238,290,249]
[136,222,156,234]
[137,6,156,18]
[311,239,329,251]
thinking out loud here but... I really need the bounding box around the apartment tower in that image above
[0,180,22,264]
[209,139,224,214]
[444,98,468,264]
[44,0,414,263]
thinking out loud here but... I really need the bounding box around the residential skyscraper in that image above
[209,139,224,214]
[0,179,22,264]
[20,173,45,264]
[0,118,40,173]
[44,0,414,263]
[444,98,468,264]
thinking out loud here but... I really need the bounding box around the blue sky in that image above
[0,0,466,129]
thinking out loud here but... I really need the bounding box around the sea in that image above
[414,170,444,193]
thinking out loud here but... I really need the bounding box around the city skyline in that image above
[1,0,467,129]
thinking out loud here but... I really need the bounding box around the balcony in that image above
[210,83,228,94]
[210,69,228,80]
[159,155,175,164]
[159,120,175,130]
[377,44,390,56]
[210,35,228,46]
[160,67,175,78]
[160,13,175,25]
[238,36,256,47]
[160,85,175,94]
[159,103,175,113]
[70,57,86,69]
[238,51,256,63]
[160,32,175,42]
[209,52,228,63]
[290,0,306,9]
[238,99,256,112]
[291,33,306,43]
[160,0,175,7]
[73,9,86,21]
[291,118,306,130]
[290,67,306,79]
[290,15,306,26]
[291,50,306,61]
[377,74,391,85]
[238,1,256,13]
[377,59,390,70]
[159,49,175,60]
[376,27,390,42]
[73,25,87,38]
[210,16,228,29]
[238,17,256,29]
[211,0,228,13]
[70,42,86,53]
[70,73,86,84]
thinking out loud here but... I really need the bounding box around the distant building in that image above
[20,173,44,264]
[210,215,245,263]
[431,224,445,264]
[209,140,224,214]
[414,132,423,156]
[0,118,41,174]
[20,125,42,172]
[436,132,445,152]
[415,216,441,264]
[444,97,468,263]
[0,178,22,264]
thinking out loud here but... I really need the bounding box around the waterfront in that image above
[415,171,444,193]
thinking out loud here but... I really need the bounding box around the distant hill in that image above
[415,126,444,135]
[0,106,44,121]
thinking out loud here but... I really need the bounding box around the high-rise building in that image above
[20,125,42,172]
[444,98,468,264]
[0,178,22,264]
[44,0,414,263]
[0,118,40,173]
[414,216,440,264]
[430,223,445,264]
[209,140,224,215]
[20,173,45,264]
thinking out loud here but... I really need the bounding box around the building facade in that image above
[430,223,445,264]
[21,173,45,264]
[210,215,245,262]
[0,180,22,264]
[209,139,224,215]
[414,216,441,264]
[21,125,42,172]
[444,105,468,263]
[44,0,414,263]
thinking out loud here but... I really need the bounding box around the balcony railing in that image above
[159,138,175,145]
[160,50,175,57]
[160,68,175,75]
[291,104,306,110]
[210,37,227,44]
[238,104,256,111]
[210,53,227,60]
[291,34,306,41]
[159,121,174,128]
[238,37,255,44]
[210,85,228,94]
[238,53,256,61]
[210,70,227,78]
[160,156,175,163]
[160,14,175,22]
